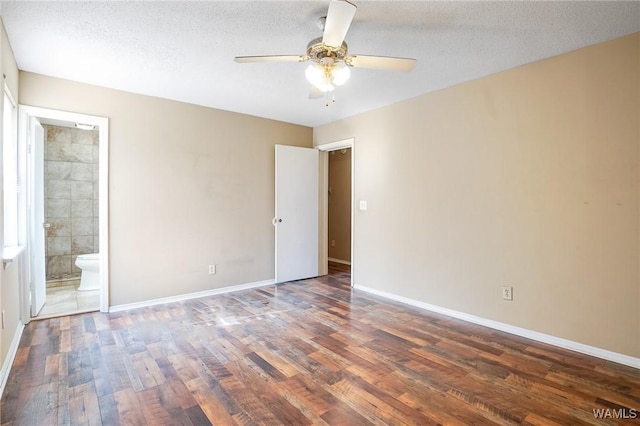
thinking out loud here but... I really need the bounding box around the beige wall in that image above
[328,148,351,262]
[20,72,312,306]
[0,18,21,366]
[315,33,640,358]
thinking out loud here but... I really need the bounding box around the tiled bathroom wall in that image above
[44,125,99,281]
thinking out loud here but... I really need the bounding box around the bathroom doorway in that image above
[19,106,109,322]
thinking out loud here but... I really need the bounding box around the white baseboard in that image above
[354,284,640,370]
[328,257,351,266]
[0,321,25,399]
[109,279,276,313]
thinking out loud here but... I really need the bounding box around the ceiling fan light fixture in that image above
[305,63,335,92]
[305,60,350,93]
[331,62,350,86]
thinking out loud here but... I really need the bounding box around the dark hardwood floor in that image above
[328,261,351,275]
[1,266,638,425]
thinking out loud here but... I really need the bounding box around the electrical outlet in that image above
[502,286,513,301]
[331,240,336,247]
[208,264,216,275]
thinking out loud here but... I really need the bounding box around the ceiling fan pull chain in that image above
[324,93,337,107]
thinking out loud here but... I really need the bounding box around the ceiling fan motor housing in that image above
[306,37,348,64]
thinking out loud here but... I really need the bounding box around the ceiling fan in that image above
[234,0,416,101]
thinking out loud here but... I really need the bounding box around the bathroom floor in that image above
[36,281,100,319]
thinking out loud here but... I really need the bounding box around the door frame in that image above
[18,105,110,323]
[316,138,354,286]
[29,117,46,316]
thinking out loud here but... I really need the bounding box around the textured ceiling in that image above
[1,1,639,127]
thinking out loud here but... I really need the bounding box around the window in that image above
[3,88,18,248]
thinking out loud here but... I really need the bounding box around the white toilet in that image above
[75,253,100,291]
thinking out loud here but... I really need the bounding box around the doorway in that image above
[327,147,351,275]
[317,138,354,285]
[18,106,109,323]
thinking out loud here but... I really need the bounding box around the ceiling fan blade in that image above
[322,0,357,49]
[347,55,417,72]
[234,55,306,63]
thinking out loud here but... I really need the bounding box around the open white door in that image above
[275,145,319,283]
[29,117,46,316]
